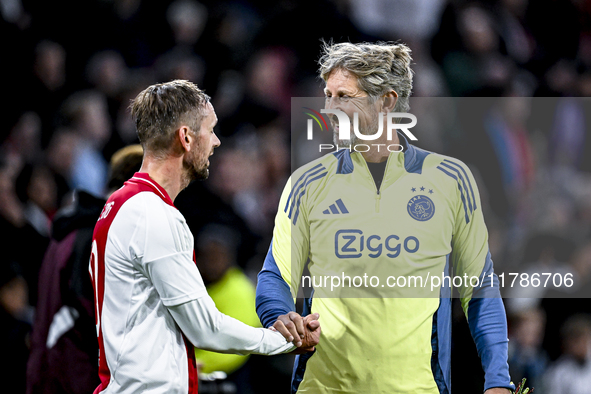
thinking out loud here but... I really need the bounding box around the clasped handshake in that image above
[271,312,321,354]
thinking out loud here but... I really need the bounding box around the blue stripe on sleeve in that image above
[256,241,296,328]
[442,159,477,210]
[284,164,323,212]
[285,165,325,217]
[467,251,514,392]
[437,166,470,224]
[439,161,473,213]
[292,171,328,225]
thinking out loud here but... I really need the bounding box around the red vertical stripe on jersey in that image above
[91,185,135,393]
[184,336,199,393]
[187,250,199,393]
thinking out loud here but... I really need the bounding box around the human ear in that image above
[382,91,398,113]
[178,126,193,152]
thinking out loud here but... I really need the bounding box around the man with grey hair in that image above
[257,42,513,393]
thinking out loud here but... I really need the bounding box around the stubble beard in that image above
[182,150,209,189]
[333,128,358,148]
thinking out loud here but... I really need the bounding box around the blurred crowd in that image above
[1,0,591,393]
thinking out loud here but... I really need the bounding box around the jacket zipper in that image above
[370,153,393,213]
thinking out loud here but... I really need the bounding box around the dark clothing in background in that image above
[0,302,31,393]
[26,191,104,394]
[176,181,261,269]
[0,215,49,308]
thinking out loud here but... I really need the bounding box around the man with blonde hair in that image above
[90,80,319,394]
[257,42,513,393]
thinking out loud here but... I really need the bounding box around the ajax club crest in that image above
[407,195,435,222]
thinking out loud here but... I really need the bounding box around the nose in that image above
[213,133,221,148]
[325,96,338,110]
[324,97,344,126]
[325,97,340,123]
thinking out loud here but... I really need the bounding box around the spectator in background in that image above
[2,112,57,242]
[348,0,446,42]
[245,47,296,118]
[0,154,49,308]
[155,50,206,88]
[32,39,66,95]
[544,314,591,394]
[548,96,587,173]
[59,90,112,196]
[155,0,207,86]
[45,127,80,203]
[167,0,208,48]
[3,111,43,167]
[206,127,288,241]
[28,40,69,147]
[112,75,156,147]
[538,59,578,97]
[442,4,515,96]
[506,232,574,312]
[26,144,144,394]
[508,307,549,391]
[494,0,536,67]
[85,50,129,128]
[479,95,536,232]
[86,50,128,101]
[209,137,267,236]
[541,241,591,361]
[15,164,58,237]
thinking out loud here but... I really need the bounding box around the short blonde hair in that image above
[318,41,414,112]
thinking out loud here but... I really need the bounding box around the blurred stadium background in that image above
[1,0,591,392]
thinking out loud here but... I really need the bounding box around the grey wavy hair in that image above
[318,41,414,113]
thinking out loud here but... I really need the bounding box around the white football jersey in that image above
[90,173,203,394]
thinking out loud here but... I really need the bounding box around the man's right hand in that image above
[273,312,320,353]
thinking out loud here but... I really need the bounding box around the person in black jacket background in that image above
[26,145,143,394]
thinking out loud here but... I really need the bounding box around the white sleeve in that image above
[144,251,208,306]
[168,296,296,355]
[128,194,293,355]
[133,194,209,305]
